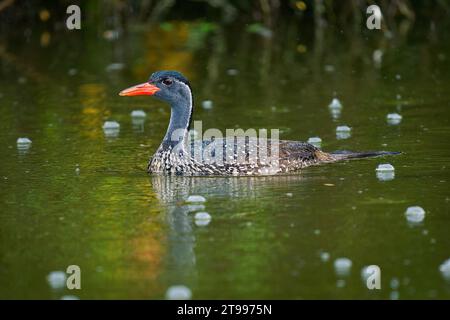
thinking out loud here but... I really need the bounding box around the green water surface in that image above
[0,19,449,299]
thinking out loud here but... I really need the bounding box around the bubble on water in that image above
[387,113,402,125]
[47,271,67,289]
[405,206,426,224]
[194,212,212,227]
[286,193,293,197]
[106,63,124,72]
[373,49,383,68]
[131,110,146,118]
[186,195,206,203]
[227,69,239,76]
[103,121,120,130]
[390,291,400,300]
[361,266,371,282]
[336,125,351,132]
[202,100,213,110]
[307,137,322,148]
[103,121,120,138]
[334,257,352,276]
[165,285,192,300]
[320,252,330,262]
[390,277,400,289]
[376,163,395,181]
[376,163,394,172]
[17,137,32,146]
[336,126,351,140]
[395,74,401,80]
[376,171,395,181]
[17,137,32,153]
[439,258,450,281]
[328,98,342,109]
[61,295,80,300]
[17,137,32,144]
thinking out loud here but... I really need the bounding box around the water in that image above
[334,258,353,277]
[405,206,426,225]
[307,137,322,147]
[1,19,450,300]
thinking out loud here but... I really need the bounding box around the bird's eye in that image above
[162,78,173,86]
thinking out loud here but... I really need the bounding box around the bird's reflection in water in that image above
[150,174,307,292]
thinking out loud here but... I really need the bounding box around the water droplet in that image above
[405,206,426,224]
[17,137,32,153]
[336,125,351,132]
[47,271,66,289]
[373,49,383,68]
[439,258,450,281]
[186,195,206,203]
[307,137,322,147]
[328,98,342,109]
[106,63,125,72]
[376,163,395,181]
[376,163,395,172]
[336,126,351,140]
[194,212,211,227]
[103,121,120,130]
[320,252,330,262]
[387,113,402,125]
[361,266,371,282]
[202,100,213,110]
[334,258,352,276]
[131,110,146,118]
[103,121,120,138]
[390,277,400,289]
[165,285,192,300]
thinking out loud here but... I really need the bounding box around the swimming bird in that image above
[120,70,398,176]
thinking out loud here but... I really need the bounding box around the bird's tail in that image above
[331,150,401,160]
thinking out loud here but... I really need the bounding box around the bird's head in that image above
[119,70,192,108]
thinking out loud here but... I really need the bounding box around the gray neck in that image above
[161,96,193,151]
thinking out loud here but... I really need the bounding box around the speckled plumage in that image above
[148,137,337,176]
